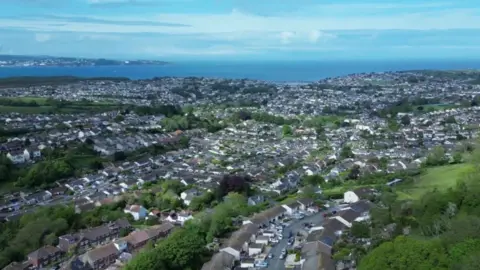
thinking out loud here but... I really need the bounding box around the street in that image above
[266,205,338,270]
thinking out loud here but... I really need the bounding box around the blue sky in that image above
[1,0,480,60]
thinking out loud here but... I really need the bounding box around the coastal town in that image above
[1,70,480,270]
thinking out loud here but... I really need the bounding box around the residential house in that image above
[247,195,266,206]
[255,235,270,245]
[82,240,128,270]
[343,187,376,203]
[2,261,32,270]
[201,251,235,270]
[7,149,26,164]
[180,189,202,206]
[220,223,259,260]
[297,198,314,211]
[165,211,193,225]
[331,209,361,228]
[27,246,63,269]
[247,205,286,227]
[58,219,131,252]
[240,258,256,269]
[21,191,51,205]
[248,243,263,256]
[282,201,301,215]
[301,252,335,270]
[123,205,148,221]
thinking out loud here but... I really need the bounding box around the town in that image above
[1,70,480,270]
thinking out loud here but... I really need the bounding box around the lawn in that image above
[421,104,459,111]
[0,97,122,114]
[0,105,53,114]
[396,164,475,200]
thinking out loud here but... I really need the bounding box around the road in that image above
[267,205,338,270]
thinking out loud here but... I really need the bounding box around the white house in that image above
[248,243,263,256]
[123,205,147,220]
[343,187,376,203]
[331,209,361,228]
[343,191,360,204]
[7,150,26,164]
[221,223,258,260]
[282,201,301,215]
[262,231,275,238]
[240,259,255,269]
[166,211,193,225]
[255,235,270,245]
[297,198,314,211]
[177,212,193,225]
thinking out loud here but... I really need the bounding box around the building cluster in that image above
[1,70,480,269]
[4,218,175,270]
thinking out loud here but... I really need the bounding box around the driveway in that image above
[266,205,338,270]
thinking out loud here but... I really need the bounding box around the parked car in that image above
[268,253,273,259]
[255,262,268,268]
[279,254,285,260]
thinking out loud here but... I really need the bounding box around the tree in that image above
[302,175,324,186]
[453,152,463,164]
[113,151,126,161]
[0,155,14,184]
[425,146,448,166]
[114,114,125,123]
[348,165,361,180]
[358,236,449,270]
[400,114,411,125]
[157,226,207,270]
[350,222,370,238]
[124,248,167,270]
[445,115,457,124]
[216,174,251,200]
[340,145,354,159]
[188,192,215,211]
[282,125,293,137]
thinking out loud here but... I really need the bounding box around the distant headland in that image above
[0,54,169,67]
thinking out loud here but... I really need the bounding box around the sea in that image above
[1,59,480,82]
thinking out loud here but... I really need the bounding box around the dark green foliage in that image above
[133,105,182,117]
[340,145,354,159]
[350,222,371,238]
[0,76,129,88]
[18,160,74,187]
[0,201,130,268]
[359,236,449,270]
[360,153,480,270]
[215,174,251,200]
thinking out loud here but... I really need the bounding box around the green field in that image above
[420,103,459,111]
[396,164,475,200]
[0,96,123,114]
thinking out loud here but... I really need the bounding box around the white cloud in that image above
[0,7,479,39]
[142,45,256,56]
[77,34,121,41]
[35,33,51,42]
[308,30,336,43]
[280,31,295,44]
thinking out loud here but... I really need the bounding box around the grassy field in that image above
[0,106,53,114]
[421,104,459,111]
[396,164,475,200]
[0,96,122,114]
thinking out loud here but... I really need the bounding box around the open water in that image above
[1,59,480,82]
